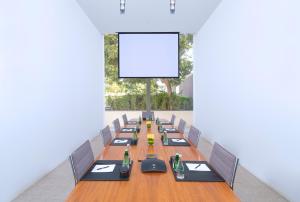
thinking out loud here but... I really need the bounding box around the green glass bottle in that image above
[137,122,141,133]
[159,122,163,133]
[163,131,168,145]
[134,131,138,139]
[173,153,180,170]
[176,159,185,179]
[122,144,130,167]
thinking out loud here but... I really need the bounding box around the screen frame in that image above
[118,32,180,78]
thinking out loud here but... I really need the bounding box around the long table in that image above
[67,122,239,202]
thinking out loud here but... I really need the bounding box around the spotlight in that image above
[170,0,175,14]
[120,0,126,14]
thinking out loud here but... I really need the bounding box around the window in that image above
[104,34,193,111]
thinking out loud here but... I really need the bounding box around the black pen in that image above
[195,164,201,169]
[97,166,110,170]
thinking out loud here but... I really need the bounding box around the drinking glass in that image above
[163,133,168,145]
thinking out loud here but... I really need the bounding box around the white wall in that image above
[0,1,104,201]
[193,0,300,201]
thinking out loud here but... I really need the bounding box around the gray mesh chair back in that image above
[188,126,201,147]
[170,114,176,125]
[101,125,112,147]
[209,142,239,189]
[113,118,121,133]
[69,140,94,185]
[142,111,155,120]
[177,119,186,133]
[122,114,128,125]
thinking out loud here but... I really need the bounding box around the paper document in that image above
[92,164,116,173]
[186,163,211,171]
[122,128,135,132]
[114,139,128,143]
[171,138,186,143]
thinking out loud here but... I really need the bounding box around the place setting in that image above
[161,134,191,146]
[80,160,133,181]
[163,128,180,133]
[160,121,172,125]
[111,131,139,146]
[127,120,138,125]
[165,138,190,146]
[110,138,132,146]
[81,145,134,181]
[169,154,225,182]
[120,127,136,133]
[157,118,172,125]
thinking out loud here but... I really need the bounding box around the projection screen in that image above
[118,32,179,78]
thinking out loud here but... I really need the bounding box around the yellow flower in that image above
[146,121,152,129]
[147,133,154,139]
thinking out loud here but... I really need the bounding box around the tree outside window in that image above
[105,34,193,111]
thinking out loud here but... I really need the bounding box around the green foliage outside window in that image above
[106,94,192,111]
[105,34,193,110]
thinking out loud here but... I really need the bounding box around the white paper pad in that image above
[114,139,128,143]
[185,163,211,171]
[91,164,116,173]
[166,128,176,131]
[122,128,133,132]
[171,138,186,143]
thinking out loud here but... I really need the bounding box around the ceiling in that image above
[76,0,221,33]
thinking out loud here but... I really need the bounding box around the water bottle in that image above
[122,144,130,167]
[173,153,180,170]
[159,122,163,133]
[176,159,185,179]
[163,131,168,145]
[132,131,138,144]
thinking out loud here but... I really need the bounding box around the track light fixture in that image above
[120,0,126,14]
[120,0,176,14]
[170,0,175,14]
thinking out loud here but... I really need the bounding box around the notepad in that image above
[186,163,211,171]
[165,128,176,132]
[122,128,133,132]
[171,138,186,143]
[114,139,128,144]
[91,164,116,173]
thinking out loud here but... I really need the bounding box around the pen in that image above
[195,164,201,169]
[97,166,110,170]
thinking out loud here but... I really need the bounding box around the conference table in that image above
[67,121,239,202]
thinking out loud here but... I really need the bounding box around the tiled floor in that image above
[13,135,288,202]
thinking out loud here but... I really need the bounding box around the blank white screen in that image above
[119,33,179,78]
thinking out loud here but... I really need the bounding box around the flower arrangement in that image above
[147,133,154,145]
[146,121,151,129]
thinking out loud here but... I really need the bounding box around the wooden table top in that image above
[67,122,239,202]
